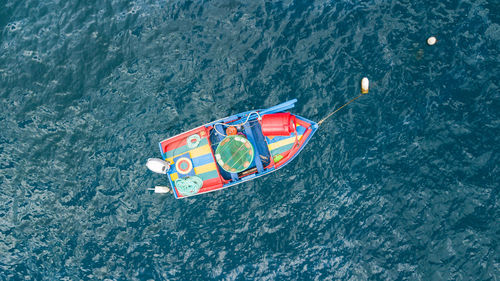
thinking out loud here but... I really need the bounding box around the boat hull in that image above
[157,100,318,198]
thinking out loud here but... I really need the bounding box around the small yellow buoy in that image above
[361,77,369,94]
[427,36,437,46]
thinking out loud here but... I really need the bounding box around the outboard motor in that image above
[146,158,170,174]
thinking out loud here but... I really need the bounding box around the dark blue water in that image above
[1,0,499,280]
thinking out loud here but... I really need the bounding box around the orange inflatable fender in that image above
[226,126,237,135]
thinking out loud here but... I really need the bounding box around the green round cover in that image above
[215,135,254,173]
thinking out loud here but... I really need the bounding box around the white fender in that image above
[361,77,369,94]
[147,186,172,193]
[154,186,171,193]
[427,36,437,46]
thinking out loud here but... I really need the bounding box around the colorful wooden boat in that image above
[148,99,318,198]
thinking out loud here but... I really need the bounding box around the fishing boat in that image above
[146,99,318,198]
[147,78,370,198]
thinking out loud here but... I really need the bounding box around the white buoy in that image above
[146,158,170,174]
[361,77,369,94]
[153,186,172,194]
[427,36,437,46]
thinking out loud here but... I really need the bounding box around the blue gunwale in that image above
[204,99,298,128]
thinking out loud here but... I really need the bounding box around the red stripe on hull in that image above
[199,177,224,193]
[275,118,313,168]
[174,176,223,198]
[160,126,206,154]
[163,138,187,154]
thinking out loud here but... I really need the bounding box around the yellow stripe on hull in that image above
[194,162,217,175]
[268,134,303,151]
[169,160,217,183]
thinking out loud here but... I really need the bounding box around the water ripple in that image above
[1,0,499,280]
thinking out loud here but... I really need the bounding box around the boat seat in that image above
[243,122,264,173]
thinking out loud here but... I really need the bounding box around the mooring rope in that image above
[317,93,367,126]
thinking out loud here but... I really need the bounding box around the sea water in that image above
[1,0,498,279]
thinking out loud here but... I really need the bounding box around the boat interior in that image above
[209,119,272,181]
